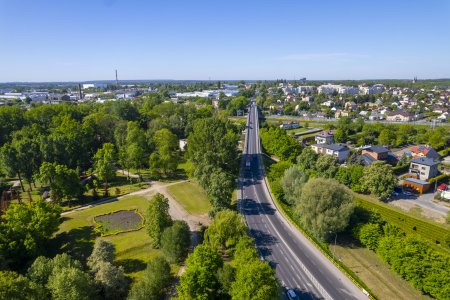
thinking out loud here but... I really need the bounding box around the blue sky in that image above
[1,0,449,81]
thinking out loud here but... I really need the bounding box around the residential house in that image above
[315,130,335,144]
[344,101,357,111]
[311,143,350,163]
[386,110,413,122]
[409,145,440,160]
[360,146,397,166]
[179,139,188,151]
[335,109,349,119]
[409,157,440,181]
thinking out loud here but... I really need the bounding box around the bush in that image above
[429,174,449,184]
[354,223,382,250]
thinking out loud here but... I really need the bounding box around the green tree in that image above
[47,267,95,300]
[204,210,247,253]
[177,244,223,299]
[205,168,234,214]
[296,178,354,241]
[217,264,235,297]
[280,166,309,205]
[38,162,83,204]
[0,270,42,300]
[0,143,24,191]
[315,155,339,178]
[355,223,382,251]
[92,261,127,300]
[94,142,117,196]
[230,260,278,300]
[378,129,395,146]
[127,256,172,300]
[333,128,347,143]
[27,253,85,299]
[149,129,179,177]
[296,147,318,170]
[147,193,173,248]
[361,161,398,201]
[0,200,61,269]
[160,220,191,263]
[87,239,116,272]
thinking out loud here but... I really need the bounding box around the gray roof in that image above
[410,157,440,167]
[361,153,376,166]
[367,145,388,153]
[316,143,349,152]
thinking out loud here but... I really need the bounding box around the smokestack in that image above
[115,69,119,86]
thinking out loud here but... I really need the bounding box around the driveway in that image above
[389,191,450,218]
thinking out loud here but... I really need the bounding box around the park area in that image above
[49,195,162,280]
[167,181,211,215]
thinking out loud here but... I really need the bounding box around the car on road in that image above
[286,289,299,300]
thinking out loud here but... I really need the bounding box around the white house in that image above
[311,143,350,163]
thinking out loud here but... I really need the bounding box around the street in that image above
[238,102,368,300]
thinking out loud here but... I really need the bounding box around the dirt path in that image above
[62,180,188,216]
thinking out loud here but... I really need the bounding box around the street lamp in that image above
[329,231,337,260]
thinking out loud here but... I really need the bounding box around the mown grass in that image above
[51,195,162,280]
[167,181,211,215]
[334,243,432,300]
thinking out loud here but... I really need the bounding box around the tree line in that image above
[352,209,450,299]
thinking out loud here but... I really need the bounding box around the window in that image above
[421,166,426,170]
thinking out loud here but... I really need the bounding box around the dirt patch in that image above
[95,210,144,235]
[390,201,446,223]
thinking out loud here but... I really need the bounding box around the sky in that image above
[1,0,450,81]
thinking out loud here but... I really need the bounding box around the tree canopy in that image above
[296,178,354,241]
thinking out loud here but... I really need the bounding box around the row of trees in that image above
[0,239,128,300]
[260,127,302,162]
[0,97,215,194]
[334,116,449,149]
[292,147,397,201]
[353,211,450,299]
[187,117,240,215]
[178,210,279,299]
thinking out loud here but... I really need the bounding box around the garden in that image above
[94,209,144,236]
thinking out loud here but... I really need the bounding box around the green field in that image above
[51,195,162,280]
[167,181,211,215]
[334,243,432,300]
[355,195,450,253]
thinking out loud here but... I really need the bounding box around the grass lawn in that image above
[167,181,211,215]
[334,242,432,300]
[51,195,163,281]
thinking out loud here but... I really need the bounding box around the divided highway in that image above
[238,102,368,300]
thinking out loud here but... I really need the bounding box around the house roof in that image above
[410,157,440,167]
[403,178,429,186]
[316,143,348,152]
[410,145,439,159]
[387,110,412,117]
[366,145,389,154]
[316,130,334,138]
[361,153,376,166]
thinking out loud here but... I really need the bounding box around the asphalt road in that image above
[238,102,368,300]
